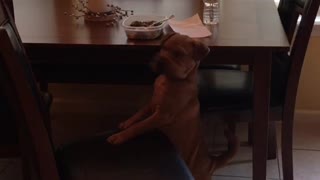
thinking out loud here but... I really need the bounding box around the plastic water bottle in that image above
[202,0,220,25]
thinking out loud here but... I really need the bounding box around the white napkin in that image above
[168,14,212,38]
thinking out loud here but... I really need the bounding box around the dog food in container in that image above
[122,15,167,40]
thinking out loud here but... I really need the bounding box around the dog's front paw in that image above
[119,120,136,129]
[119,122,129,129]
[107,133,126,145]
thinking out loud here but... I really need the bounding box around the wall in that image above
[296,36,320,111]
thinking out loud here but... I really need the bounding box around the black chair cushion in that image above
[198,69,253,111]
[200,64,241,70]
[295,0,306,8]
[198,52,291,111]
[55,131,193,180]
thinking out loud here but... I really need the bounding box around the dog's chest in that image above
[152,76,195,107]
[152,76,169,103]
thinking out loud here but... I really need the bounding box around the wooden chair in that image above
[0,0,54,158]
[0,1,193,180]
[3,0,13,17]
[0,0,18,157]
[198,0,320,179]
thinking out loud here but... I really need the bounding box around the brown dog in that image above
[107,33,239,180]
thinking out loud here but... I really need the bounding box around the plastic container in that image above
[122,15,167,40]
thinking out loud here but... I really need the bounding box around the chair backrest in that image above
[0,0,60,179]
[3,0,13,18]
[277,0,320,116]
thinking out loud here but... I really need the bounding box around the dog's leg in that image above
[119,103,152,129]
[211,124,239,170]
[108,109,169,144]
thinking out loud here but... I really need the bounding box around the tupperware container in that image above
[122,15,167,40]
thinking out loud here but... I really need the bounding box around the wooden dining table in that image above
[12,0,290,179]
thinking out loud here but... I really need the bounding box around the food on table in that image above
[123,16,166,39]
[130,20,162,27]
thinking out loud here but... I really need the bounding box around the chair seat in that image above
[198,69,253,110]
[198,52,290,111]
[199,64,241,70]
[295,0,306,8]
[198,69,286,111]
[55,131,193,180]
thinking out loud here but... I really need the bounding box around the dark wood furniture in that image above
[11,0,290,179]
[0,1,194,179]
[3,0,12,15]
[0,0,17,158]
[0,0,52,157]
[198,0,320,179]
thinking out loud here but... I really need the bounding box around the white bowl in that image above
[122,15,167,40]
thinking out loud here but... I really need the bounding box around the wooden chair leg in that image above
[282,115,294,180]
[248,121,277,160]
[39,79,53,136]
[226,120,237,151]
[18,125,31,180]
[248,122,253,145]
[267,121,277,160]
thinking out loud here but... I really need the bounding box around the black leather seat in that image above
[294,0,306,8]
[56,131,193,180]
[198,52,290,111]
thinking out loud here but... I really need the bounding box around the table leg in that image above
[252,50,271,180]
[248,121,278,160]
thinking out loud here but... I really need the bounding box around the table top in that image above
[13,0,289,50]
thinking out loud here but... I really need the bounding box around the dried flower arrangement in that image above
[64,0,134,26]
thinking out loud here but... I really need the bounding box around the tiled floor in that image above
[1,84,320,180]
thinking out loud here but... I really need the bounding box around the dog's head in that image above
[151,33,210,80]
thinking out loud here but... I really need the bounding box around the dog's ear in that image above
[192,40,210,61]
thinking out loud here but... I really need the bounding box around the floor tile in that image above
[212,175,280,180]
[0,160,10,174]
[204,120,281,179]
[212,175,252,179]
[0,158,21,180]
[274,116,320,151]
[213,145,281,179]
[264,117,320,180]
[277,149,320,180]
[0,158,20,174]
